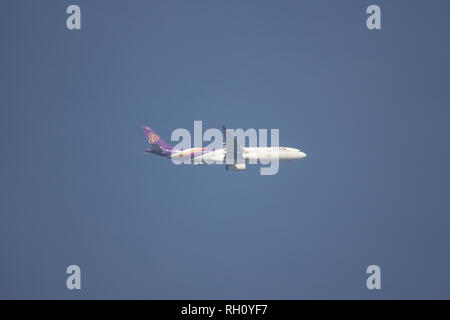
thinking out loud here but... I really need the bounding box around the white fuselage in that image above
[242,147,306,162]
[171,147,306,164]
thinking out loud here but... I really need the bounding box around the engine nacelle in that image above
[226,164,246,171]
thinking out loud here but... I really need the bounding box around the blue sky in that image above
[1,0,450,299]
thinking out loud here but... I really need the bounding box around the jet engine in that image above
[226,164,246,171]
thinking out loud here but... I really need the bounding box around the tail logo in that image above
[148,133,160,143]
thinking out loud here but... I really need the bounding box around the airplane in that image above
[141,125,306,171]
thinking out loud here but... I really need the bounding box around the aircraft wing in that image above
[222,125,245,164]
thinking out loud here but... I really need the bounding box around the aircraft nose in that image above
[299,151,307,158]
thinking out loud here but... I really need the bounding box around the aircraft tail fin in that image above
[141,126,173,155]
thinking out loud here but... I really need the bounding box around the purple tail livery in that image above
[141,126,173,156]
